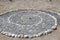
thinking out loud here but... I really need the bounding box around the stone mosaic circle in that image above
[0,9,57,38]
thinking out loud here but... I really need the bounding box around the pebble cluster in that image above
[0,9,58,38]
[40,10,60,25]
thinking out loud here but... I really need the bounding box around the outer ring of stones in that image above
[0,9,57,38]
[40,10,60,25]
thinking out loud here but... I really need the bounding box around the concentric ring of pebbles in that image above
[0,9,57,38]
[39,10,60,25]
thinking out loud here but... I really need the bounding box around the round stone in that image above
[0,9,57,38]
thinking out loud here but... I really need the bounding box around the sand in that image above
[0,0,60,40]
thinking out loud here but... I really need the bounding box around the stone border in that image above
[39,10,60,25]
[0,9,57,38]
[0,9,60,15]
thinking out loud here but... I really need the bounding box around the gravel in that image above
[0,9,57,38]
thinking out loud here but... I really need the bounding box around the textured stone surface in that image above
[40,10,60,24]
[0,9,57,38]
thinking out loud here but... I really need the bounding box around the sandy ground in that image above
[0,0,60,40]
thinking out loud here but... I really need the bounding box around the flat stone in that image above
[0,9,57,38]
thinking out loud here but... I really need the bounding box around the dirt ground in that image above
[0,0,60,40]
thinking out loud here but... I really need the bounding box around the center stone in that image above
[9,13,42,25]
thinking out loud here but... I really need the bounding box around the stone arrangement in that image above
[40,10,60,25]
[0,9,58,38]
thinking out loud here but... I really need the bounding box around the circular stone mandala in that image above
[0,9,57,38]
